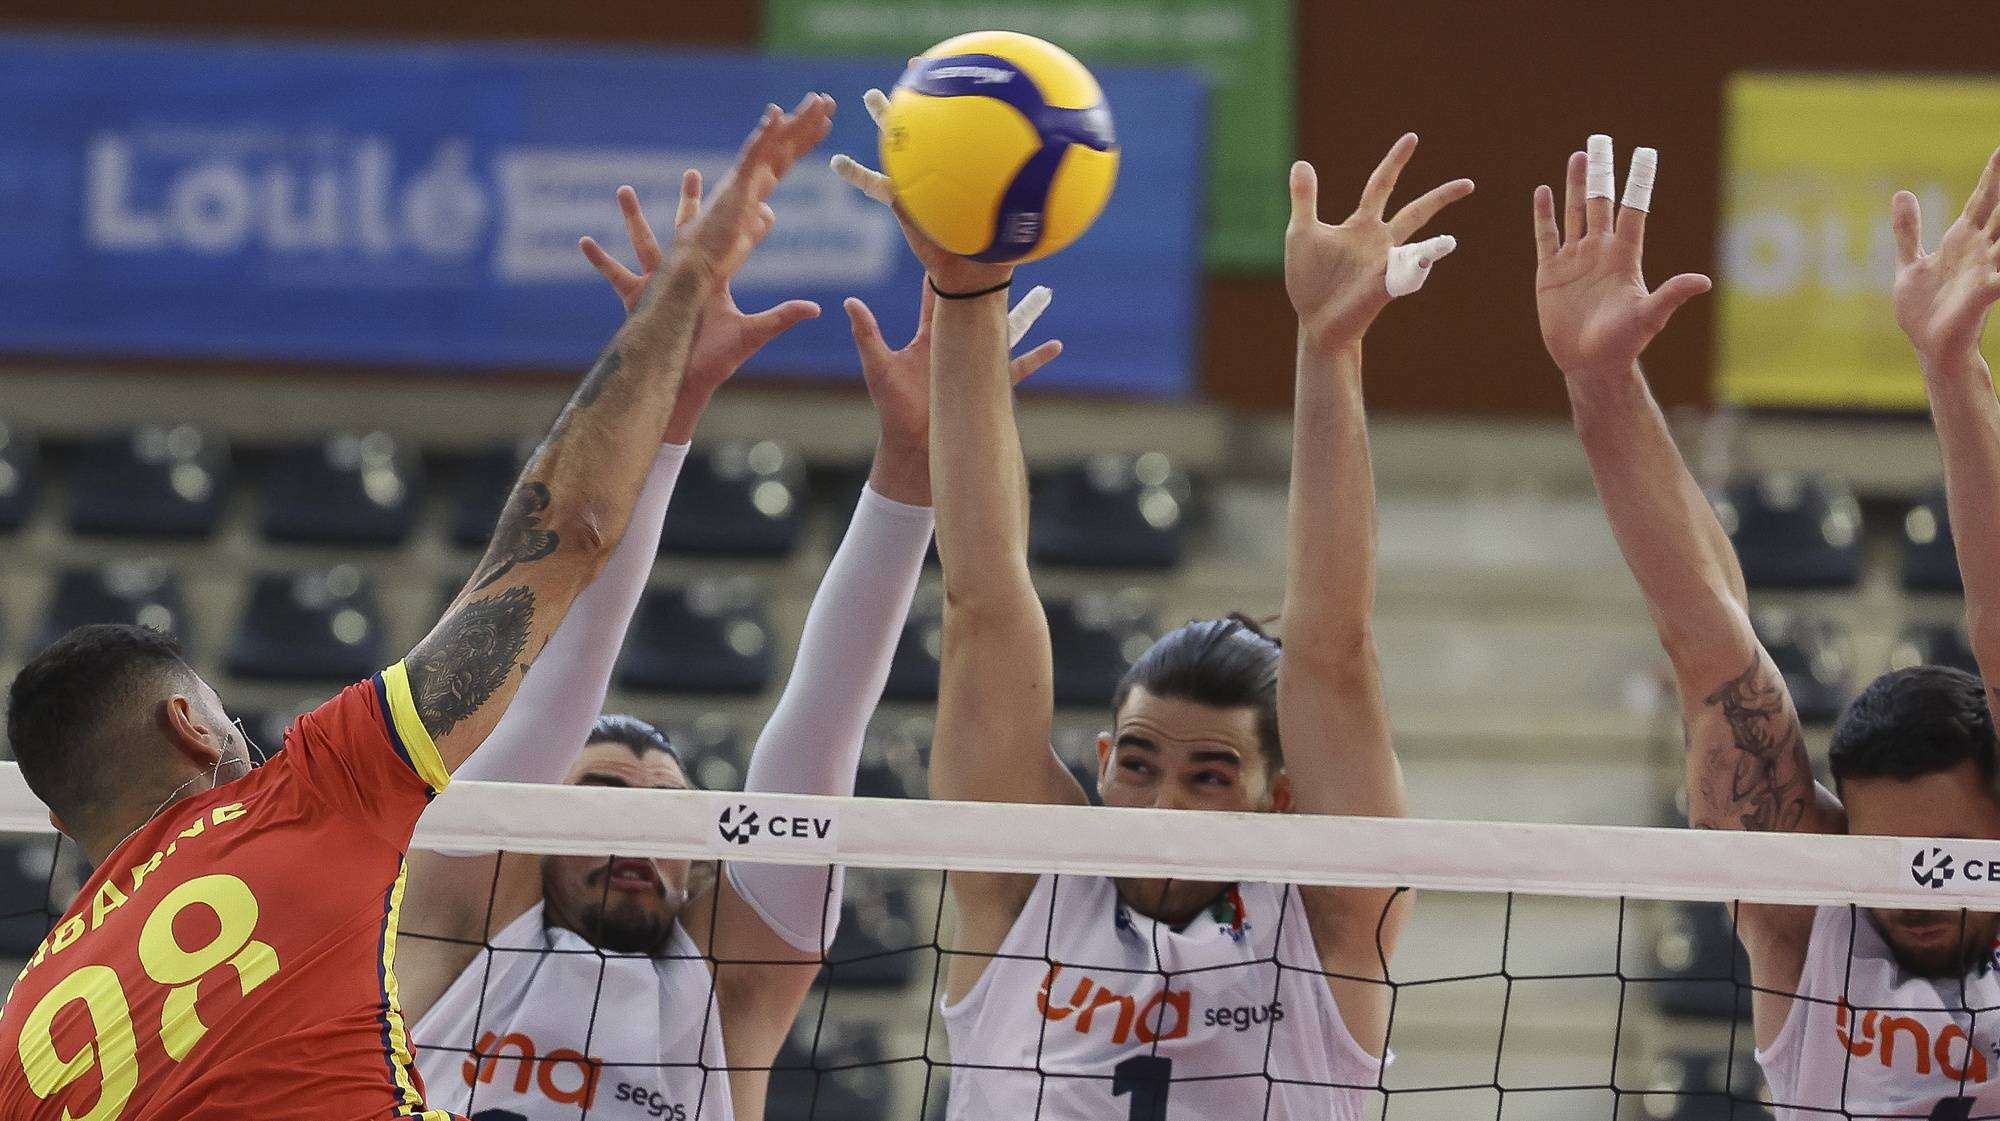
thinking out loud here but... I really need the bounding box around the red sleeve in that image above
[281,662,451,849]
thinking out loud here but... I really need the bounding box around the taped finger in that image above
[862,88,892,130]
[1007,285,1054,347]
[1621,148,1658,213]
[831,154,896,205]
[1386,235,1457,297]
[1586,134,1615,235]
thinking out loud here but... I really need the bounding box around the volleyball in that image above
[881,31,1120,265]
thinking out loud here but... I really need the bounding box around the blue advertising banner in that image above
[0,34,1205,396]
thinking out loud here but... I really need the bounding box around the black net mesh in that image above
[7,833,2000,1120]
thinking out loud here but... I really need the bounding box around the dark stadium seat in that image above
[822,874,922,987]
[0,835,84,956]
[658,441,803,558]
[227,566,384,682]
[38,562,189,653]
[1637,1047,1768,1121]
[1031,452,1189,569]
[1752,608,1851,725]
[852,735,919,801]
[618,579,773,694]
[1901,484,1961,593]
[70,425,227,538]
[1715,472,1862,590]
[0,421,38,532]
[449,440,534,548]
[1046,591,1156,708]
[664,713,745,791]
[767,1020,894,1121]
[263,432,419,545]
[1891,620,1980,676]
[882,592,943,702]
[1647,902,1752,1020]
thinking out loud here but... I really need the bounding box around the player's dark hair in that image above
[1828,665,1998,792]
[588,714,686,772]
[1112,614,1283,775]
[6,624,196,822]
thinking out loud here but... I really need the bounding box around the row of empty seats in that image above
[1720,472,1961,591]
[0,422,1190,568]
[9,560,1159,698]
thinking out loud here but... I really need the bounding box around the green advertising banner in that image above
[761,0,1294,271]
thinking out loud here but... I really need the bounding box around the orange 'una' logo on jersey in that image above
[1834,998,1990,1082]
[462,1031,605,1108]
[1036,962,1190,1045]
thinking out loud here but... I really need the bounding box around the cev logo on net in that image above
[708,798,840,857]
[1906,843,2000,891]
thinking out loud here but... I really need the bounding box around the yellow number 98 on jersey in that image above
[882,31,1120,265]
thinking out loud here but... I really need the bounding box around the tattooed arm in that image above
[1532,140,1833,1048]
[406,96,835,769]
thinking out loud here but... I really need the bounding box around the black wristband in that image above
[928,275,1013,301]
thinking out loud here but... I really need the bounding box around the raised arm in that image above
[404,96,834,770]
[689,282,1060,1099]
[1534,137,1832,1044]
[1275,137,1469,1054]
[1893,148,2000,684]
[397,177,820,1020]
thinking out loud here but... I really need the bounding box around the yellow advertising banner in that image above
[1717,74,2000,409]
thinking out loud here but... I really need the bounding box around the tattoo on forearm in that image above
[1696,653,1813,832]
[576,347,621,408]
[470,482,560,592]
[408,586,535,737]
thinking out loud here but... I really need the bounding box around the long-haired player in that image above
[836,95,1469,1118]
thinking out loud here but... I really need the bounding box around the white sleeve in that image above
[453,441,690,786]
[725,484,934,952]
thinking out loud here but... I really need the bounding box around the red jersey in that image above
[0,662,461,1121]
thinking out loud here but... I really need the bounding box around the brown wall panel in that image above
[13,1,1996,413]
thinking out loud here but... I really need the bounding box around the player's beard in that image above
[1871,908,1998,978]
[578,896,674,956]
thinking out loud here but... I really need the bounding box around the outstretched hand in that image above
[1892,146,2000,368]
[843,282,1063,450]
[1285,134,1472,352]
[1533,136,1711,378]
[580,178,819,412]
[831,87,1014,294]
[672,93,837,287]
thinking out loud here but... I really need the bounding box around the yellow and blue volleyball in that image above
[882,31,1120,265]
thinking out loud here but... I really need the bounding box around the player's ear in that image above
[47,810,67,838]
[1094,732,1114,793]
[161,693,224,769]
[1266,769,1294,813]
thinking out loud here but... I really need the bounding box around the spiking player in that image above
[837,93,1468,1118]
[396,178,1058,1121]
[1539,135,2000,1116]
[0,94,835,1121]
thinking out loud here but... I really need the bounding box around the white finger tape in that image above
[862,88,892,129]
[1007,285,1054,348]
[1587,134,1615,200]
[830,154,896,206]
[1621,147,1658,213]
[1386,235,1457,298]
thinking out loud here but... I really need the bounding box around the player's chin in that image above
[1116,876,1230,924]
[584,899,674,956]
[1886,925,1987,978]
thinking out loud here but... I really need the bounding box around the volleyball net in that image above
[6,764,2000,1120]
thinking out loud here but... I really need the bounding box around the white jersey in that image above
[1757,906,2000,1119]
[413,902,732,1121]
[943,875,1382,1120]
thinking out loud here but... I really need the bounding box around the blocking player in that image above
[397,180,1059,1121]
[0,94,834,1121]
[1537,136,2000,1115]
[837,107,1468,1118]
